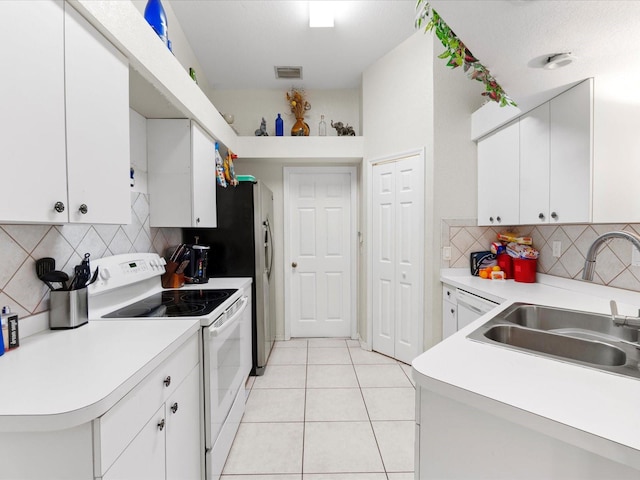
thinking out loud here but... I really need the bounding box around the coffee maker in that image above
[185,237,210,284]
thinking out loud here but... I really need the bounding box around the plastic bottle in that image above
[275,114,284,136]
[144,0,169,48]
[214,142,227,188]
[319,115,327,136]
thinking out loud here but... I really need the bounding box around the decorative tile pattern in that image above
[0,193,181,321]
[442,219,640,291]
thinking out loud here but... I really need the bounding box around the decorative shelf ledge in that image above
[237,136,364,160]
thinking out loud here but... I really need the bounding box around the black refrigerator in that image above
[183,180,275,375]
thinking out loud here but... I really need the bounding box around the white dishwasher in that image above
[456,288,500,330]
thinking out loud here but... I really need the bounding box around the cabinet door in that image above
[166,366,202,480]
[477,120,519,226]
[0,0,68,223]
[103,404,167,480]
[442,300,457,340]
[519,104,550,224]
[65,6,130,224]
[191,122,217,228]
[549,80,592,223]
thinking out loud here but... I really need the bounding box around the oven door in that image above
[202,295,249,455]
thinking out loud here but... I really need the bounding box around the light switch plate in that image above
[442,246,451,260]
[552,241,562,258]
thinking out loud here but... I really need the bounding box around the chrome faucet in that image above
[582,230,640,281]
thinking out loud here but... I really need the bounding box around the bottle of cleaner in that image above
[275,114,284,136]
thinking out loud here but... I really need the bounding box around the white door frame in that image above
[283,166,358,340]
[367,148,425,357]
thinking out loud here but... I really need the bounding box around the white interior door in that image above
[285,167,356,338]
[371,152,424,364]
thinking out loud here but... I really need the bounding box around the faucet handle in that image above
[610,299,619,319]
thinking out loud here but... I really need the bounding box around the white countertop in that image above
[0,277,252,433]
[413,269,640,460]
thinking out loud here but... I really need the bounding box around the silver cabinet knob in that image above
[79,204,88,215]
[54,201,65,213]
[496,216,501,223]
[171,402,179,414]
[489,217,494,223]
[157,419,165,431]
[538,213,545,220]
[163,376,171,387]
[291,262,298,268]
[551,212,558,220]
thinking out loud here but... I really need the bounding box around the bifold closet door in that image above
[371,153,424,364]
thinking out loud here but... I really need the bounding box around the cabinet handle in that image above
[446,291,451,297]
[489,217,494,223]
[157,419,165,431]
[196,217,200,224]
[496,216,501,223]
[54,201,65,213]
[292,262,298,268]
[163,376,171,387]
[79,204,88,215]
[538,213,545,220]
[171,402,179,414]
[551,211,558,220]
[450,308,455,314]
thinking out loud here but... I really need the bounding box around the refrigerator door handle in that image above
[265,217,274,279]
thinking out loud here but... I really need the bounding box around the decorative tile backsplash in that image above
[0,193,181,321]
[442,219,640,292]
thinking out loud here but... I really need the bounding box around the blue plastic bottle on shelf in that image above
[144,0,169,48]
[275,114,284,136]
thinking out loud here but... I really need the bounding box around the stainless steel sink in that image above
[468,303,640,379]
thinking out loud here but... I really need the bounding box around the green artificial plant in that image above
[416,0,516,107]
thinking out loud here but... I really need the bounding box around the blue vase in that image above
[144,0,169,47]
[275,114,284,136]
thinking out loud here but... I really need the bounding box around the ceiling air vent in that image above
[275,66,303,80]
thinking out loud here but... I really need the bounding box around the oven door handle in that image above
[208,296,249,338]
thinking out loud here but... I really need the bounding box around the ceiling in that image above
[169,0,418,90]
[429,0,640,109]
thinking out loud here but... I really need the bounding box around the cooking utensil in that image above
[70,253,92,290]
[36,257,56,290]
[41,270,69,291]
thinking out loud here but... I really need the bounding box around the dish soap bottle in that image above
[275,114,284,136]
[319,115,327,136]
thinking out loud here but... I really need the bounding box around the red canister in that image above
[496,253,513,279]
[513,258,537,283]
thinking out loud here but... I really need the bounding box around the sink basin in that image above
[484,325,626,366]
[468,303,640,379]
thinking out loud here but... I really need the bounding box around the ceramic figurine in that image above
[254,117,269,136]
[330,120,356,136]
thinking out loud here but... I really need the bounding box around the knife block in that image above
[162,261,185,289]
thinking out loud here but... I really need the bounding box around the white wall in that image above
[362,29,483,350]
[209,89,361,137]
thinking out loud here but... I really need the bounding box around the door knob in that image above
[291,262,298,268]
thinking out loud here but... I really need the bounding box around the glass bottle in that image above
[275,113,284,136]
[144,0,169,48]
[319,115,327,136]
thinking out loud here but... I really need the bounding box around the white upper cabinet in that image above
[0,1,130,224]
[519,103,550,224]
[65,5,130,224]
[548,79,592,224]
[479,79,593,226]
[477,120,520,226]
[0,1,67,223]
[147,120,217,228]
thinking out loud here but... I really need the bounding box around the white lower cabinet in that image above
[97,334,201,480]
[441,284,457,340]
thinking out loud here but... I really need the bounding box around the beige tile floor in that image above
[221,338,416,480]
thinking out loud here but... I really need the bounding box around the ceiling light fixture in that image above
[309,1,334,28]
[544,53,576,70]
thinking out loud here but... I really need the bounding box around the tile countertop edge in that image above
[413,268,640,464]
[0,320,201,433]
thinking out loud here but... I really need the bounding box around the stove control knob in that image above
[159,257,167,266]
[100,268,111,281]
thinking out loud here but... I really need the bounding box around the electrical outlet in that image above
[442,246,452,260]
[552,241,562,258]
[632,245,640,266]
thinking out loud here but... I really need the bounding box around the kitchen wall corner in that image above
[0,192,181,336]
[442,219,640,292]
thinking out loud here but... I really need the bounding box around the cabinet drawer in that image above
[95,333,199,476]
[442,285,456,304]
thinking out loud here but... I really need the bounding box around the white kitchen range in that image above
[0,252,251,480]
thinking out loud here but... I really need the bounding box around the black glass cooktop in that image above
[103,289,238,318]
